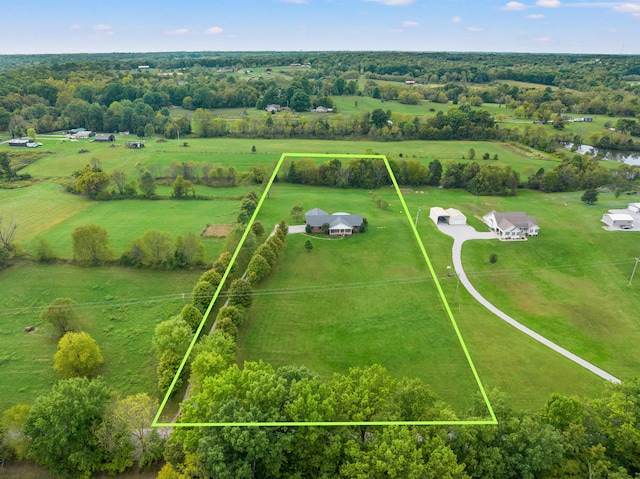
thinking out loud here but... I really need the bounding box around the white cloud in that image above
[167,29,190,35]
[452,15,462,23]
[526,13,545,18]
[69,24,82,30]
[504,2,526,10]
[536,35,552,42]
[93,24,112,31]
[613,3,640,16]
[206,26,224,35]
[468,26,483,31]
[403,20,419,27]
[536,0,561,7]
[363,0,415,5]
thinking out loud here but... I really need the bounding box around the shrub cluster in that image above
[120,230,205,269]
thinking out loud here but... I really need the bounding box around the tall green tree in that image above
[1,404,30,462]
[111,394,164,470]
[71,224,112,265]
[581,188,599,205]
[141,229,173,266]
[139,170,156,198]
[24,377,111,479]
[75,172,110,199]
[53,331,104,378]
[174,231,205,267]
[0,152,16,180]
[40,297,77,338]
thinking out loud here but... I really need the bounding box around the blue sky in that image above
[3,0,640,55]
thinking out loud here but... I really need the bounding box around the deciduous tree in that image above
[139,170,156,198]
[41,297,77,337]
[152,317,192,359]
[581,188,599,205]
[174,231,206,267]
[181,303,203,332]
[31,237,56,262]
[228,279,254,309]
[53,331,104,378]
[24,377,111,479]
[141,229,173,266]
[72,224,111,265]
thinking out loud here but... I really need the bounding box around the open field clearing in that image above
[10,137,563,181]
[0,140,636,412]
[34,198,237,260]
[239,183,613,410]
[0,263,200,411]
[237,184,482,416]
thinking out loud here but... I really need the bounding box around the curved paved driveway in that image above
[437,223,621,384]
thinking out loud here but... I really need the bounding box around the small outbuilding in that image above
[8,139,30,147]
[430,207,467,226]
[125,141,145,149]
[629,203,640,213]
[94,133,115,142]
[70,130,95,139]
[602,213,634,228]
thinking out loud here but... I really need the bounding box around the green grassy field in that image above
[448,189,640,381]
[0,263,201,411]
[1,138,635,414]
[236,184,482,416]
[32,197,236,260]
[234,183,614,411]
[9,137,562,182]
[0,181,236,260]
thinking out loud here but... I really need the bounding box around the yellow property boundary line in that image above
[152,153,497,427]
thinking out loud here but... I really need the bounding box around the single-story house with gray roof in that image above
[305,208,363,236]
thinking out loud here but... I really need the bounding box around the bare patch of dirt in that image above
[201,224,234,238]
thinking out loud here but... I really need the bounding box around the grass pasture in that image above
[8,137,561,183]
[1,138,636,414]
[34,197,238,260]
[0,263,200,411]
[236,183,484,417]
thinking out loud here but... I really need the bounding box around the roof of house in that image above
[485,211,538,231]
[430,206,466,220]
[306,207,328,216]
[305,208,363,229]
[94,133,115,141]
[604,213,634,221]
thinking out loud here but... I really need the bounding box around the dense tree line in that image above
[281,156,442,189]
[151,360,640,479]
[2,51,640,148]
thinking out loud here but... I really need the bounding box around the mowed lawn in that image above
[453,189,640,381]
[236,185,482,417]
[400,187,640,408]
[0,263,201,411]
